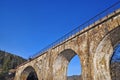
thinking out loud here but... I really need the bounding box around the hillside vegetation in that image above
[0,50,26,80]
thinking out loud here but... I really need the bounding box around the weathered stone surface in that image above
[110,62,120,80]
[14,9,120,80]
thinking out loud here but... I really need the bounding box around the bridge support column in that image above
[76,32,92,80]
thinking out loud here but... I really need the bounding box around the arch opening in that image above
[53,49,82,80]
[110,44,120,80]
[26,72,38,80]
[67,55,82,80]
[20,66,38,80]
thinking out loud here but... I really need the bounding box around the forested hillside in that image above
[0,50,26,80]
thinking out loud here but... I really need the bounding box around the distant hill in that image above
[67,75,82,80]
[0,50,27,80]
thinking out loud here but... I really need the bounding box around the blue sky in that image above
[67,55,81,76]
[0,0,119,76]
[111,44,120,62]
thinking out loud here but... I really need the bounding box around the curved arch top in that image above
[20,66,38,80]
[58,49,77,62]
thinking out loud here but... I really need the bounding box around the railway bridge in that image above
[14,3,120,80]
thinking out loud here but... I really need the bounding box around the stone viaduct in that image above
[14,7,120,80]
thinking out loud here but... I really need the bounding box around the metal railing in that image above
[30,1,120,59]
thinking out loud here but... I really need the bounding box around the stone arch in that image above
[53,49,82,80]
[93,26,120,80]
[20,66,38,80]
